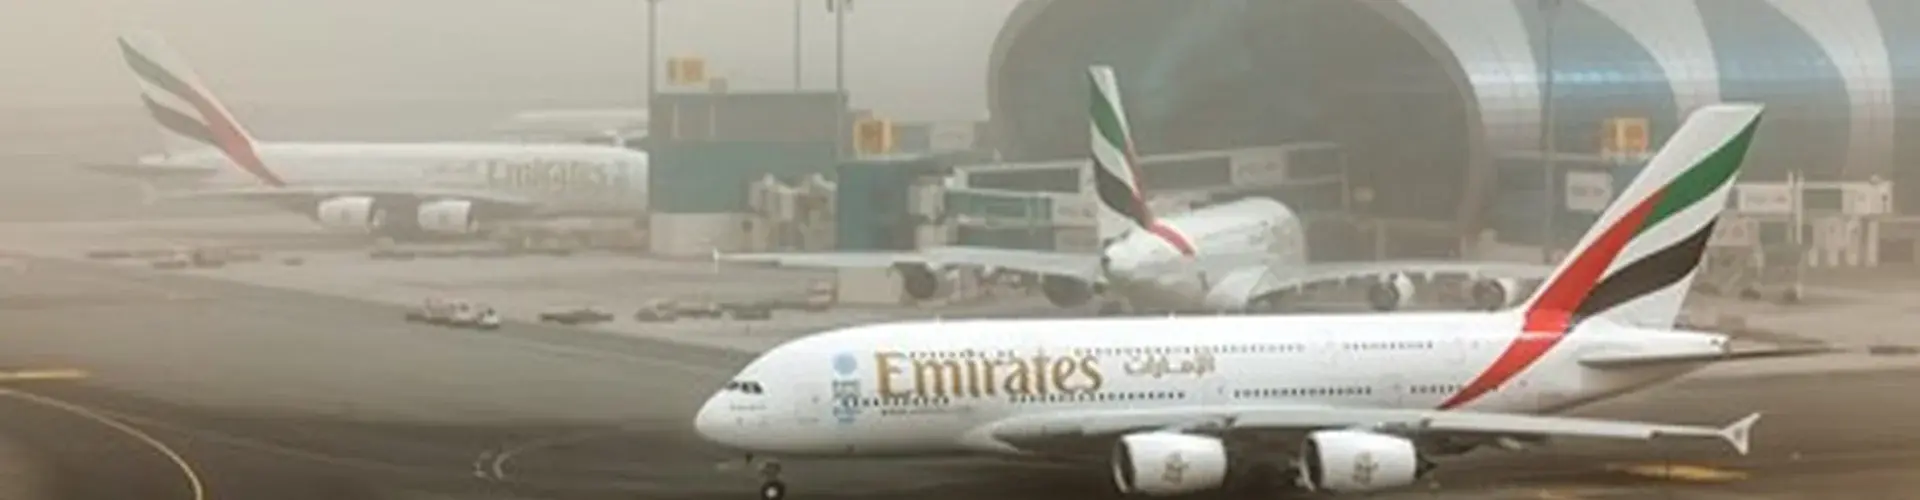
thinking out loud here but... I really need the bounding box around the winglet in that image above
[1720,412,1760,455]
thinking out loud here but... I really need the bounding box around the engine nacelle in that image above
[892,263,950,301]
[1469,277,1523,311]
[1365,273,1416,312]
[1298,430,1429,494]
[417,199,479,235]
[315,196,378,231]
[1111,433,1228,497]
[1039,275,1094,308]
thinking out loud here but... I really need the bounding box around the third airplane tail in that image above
[117,30,283,187]
[1519,104,1765,330]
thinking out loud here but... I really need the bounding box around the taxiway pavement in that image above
[1,251,1920,499]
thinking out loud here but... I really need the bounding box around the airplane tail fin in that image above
[1086,66,1155,245]
[117,30,284,187]
[1519,104,1764,330]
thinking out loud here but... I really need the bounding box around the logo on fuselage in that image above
[830,352,862,425]
[438,158,626,193]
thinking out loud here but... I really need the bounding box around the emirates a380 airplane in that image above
[696,102,1814,499]
[82,31,651,240]
[720,67,1551,314]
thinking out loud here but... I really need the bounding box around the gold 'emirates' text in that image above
[874,351,1102,399]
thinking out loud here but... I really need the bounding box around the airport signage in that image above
[1229,150,1287,185]
[1563,170,1613,213]
[1735,184,1794,215]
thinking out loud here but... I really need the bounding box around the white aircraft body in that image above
[696,98,1797,498]
[83,32,651,240]
[720,67,1550,313]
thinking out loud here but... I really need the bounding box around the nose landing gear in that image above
[731,454,786,500]
[758,459,785,500]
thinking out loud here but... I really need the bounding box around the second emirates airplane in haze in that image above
[721,66,1551,314]
[83,31,651,240]
[695,85,1810,499]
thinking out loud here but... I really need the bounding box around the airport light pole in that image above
[794,0,804,90]
[829,0,851,158]
[646,0,662,106]
[1538,0,1562,264]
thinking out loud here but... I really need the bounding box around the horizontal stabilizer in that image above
[1577,344,1841,369]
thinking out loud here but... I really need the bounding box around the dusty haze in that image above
[1,0,1018,121]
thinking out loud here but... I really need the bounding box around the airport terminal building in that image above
[984,0,1920,253]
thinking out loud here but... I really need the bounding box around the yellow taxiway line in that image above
[0,369,90,382]
[0,370,204,500]
[1605,462,1750,483]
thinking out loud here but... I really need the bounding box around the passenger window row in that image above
[1343,341,1436,351]
[837,391,1187,408]
[891,344,1312,361]
[1010,391,1183,404]
[1408,384,1463,395]
[1235,386,1372,398]
[1082,344,1304,357]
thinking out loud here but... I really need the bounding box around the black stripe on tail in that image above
[1093,158,1149,226]
[1573,221,1717,320]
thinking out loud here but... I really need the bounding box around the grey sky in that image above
[1,0,1019,121]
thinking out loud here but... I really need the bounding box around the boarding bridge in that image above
[1697,175,1895,301]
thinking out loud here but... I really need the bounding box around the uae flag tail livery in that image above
[1086,65,1181,250]
[117,31,282,187]
[1521,104,1764,332]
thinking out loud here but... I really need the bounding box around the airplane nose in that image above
[693,396,727,443]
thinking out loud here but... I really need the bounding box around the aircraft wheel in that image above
[758,480,787,500]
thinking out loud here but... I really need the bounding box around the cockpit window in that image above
[723,380,764,395]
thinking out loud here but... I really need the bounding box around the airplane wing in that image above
[984,405,1758,456]
[149,185,542,211]
[718,246,1102,282]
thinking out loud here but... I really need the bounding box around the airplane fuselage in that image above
[136,142,652,213]
[1100,197,1306,312]
[695,312,1723,458]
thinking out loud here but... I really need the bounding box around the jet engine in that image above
[1039,275,1094,308]
[1365,273,1416,312]
[1110,433,1228,497]
[891,263,951,301]
[417,199,480,235]
[1297,430,1430,494]
[315,196,378,231]
[1469,277,1524,311]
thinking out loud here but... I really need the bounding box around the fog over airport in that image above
[1,0,1016,121]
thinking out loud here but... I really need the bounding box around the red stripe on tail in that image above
[1437,189,1665,409]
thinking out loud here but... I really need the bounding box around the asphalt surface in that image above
[1,252,1919,500]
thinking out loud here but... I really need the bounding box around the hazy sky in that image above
[1,0,1020,121]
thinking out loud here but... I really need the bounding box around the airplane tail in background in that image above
[1519,104,1765,330]
[1085,65,1155,246]
[117,30,283,187]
